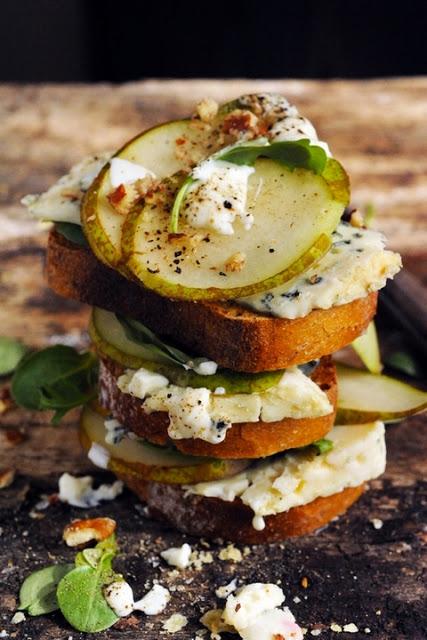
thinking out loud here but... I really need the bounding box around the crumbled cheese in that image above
[162,613,188,633]
[203,582,303,640]
[58,473,123,508]
[190,360,218,376]
[190,549,214,570]
[104,418,126,445]
[343,624,359,633]
[218,544,243,562]
[185,422,386,529]
[215,579,238,599]
[11,612,25,624]
[21,153,111,225]
[224,583,284,630]
[371,518,384,530]
[240,223,401,319]
[104,581,134,617]
[330,623,342,632]
[184,158,255,235]
[134,584,171,615]
[118,365,331,445]
[104,581,170,617]
[160,543,192,569]
[87,442,110,469]
[109,158,156,188]
[196,98,219,123]
[310,630,322,637]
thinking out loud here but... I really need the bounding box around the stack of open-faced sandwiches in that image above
[24,93,427,543]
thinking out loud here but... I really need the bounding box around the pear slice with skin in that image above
[81,119,208,270]
[80,405,250,484]
[351,321,382,374]
[89,306,285,393]
[124,157,349,301]
[336,364,427,424]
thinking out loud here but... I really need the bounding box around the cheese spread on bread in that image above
[22,153,111,225]
[239,223,401,319]
[185,421,386,528]
[117,366,332,444]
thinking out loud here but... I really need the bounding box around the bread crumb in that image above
[162,613,188,633]
[200,609,234,639]
[225,252,246,272]
[343,623,359,633]
[195,98,219,123]
[219,544,242,562]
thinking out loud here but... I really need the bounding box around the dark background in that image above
[1,0,426,82]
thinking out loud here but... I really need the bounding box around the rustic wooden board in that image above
[0,80,426,639]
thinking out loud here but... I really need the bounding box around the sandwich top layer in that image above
[22,91,401,313]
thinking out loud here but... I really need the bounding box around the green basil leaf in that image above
[0,337,28,377]
[56,222,88,247]
[11,346,98,422]
[18,564,74,616]
[217,139,327,174]
[57,560,119,632]
[117,314,210,373]
[312,438,334,455]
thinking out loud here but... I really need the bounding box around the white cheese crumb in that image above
[215,579,238,599]
[162,613,188,633]
[190,360,218,376]
[134,584,171,615]
[0,631,9,638]
[310,630,322,637]
[104,418,126,445]
[364,628,371,634]
[160,543,192,570]
[343,623,359,633]
[58,473,123,508]
[371,518,384,530]
[87,442,110,469]
[223,583,285,630]
[104,581,134,617]
[109,158,156,188]
[11,612,26,624]
[218,544,243,562]
[293,596,302,604]
[330,623,342,632]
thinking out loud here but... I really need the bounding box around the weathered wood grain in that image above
[0,80,426,639]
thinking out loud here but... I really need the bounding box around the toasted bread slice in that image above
[98,354,337,459]
[47,229,377,372]
[115,471,364,543]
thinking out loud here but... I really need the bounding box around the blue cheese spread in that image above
[185,421,386,529]
[239,223,402,319]
[21,153,111,225]
[116,366,332,444]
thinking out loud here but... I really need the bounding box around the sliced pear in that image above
[124,157,349,301]
[81,119,208,269]
[89,307,284,393]
[351,321,382,374]
[336,364,427,424]
[80,405,250,484]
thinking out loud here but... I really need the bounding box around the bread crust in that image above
[117,473,365,543]
[98,354,337,459]
[47,229,378,372]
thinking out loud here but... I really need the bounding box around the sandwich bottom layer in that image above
[80,406,386,543]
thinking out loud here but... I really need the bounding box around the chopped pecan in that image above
[63,516,116,547]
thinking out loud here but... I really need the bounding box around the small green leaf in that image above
[169,176,195,233]
[56,222,88,247]
[11,345,98,422]
[57,562,119,632]
[312,438,334,454]
[0,337,27,377]
[217,139,328,174]
[18,564,74,616]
